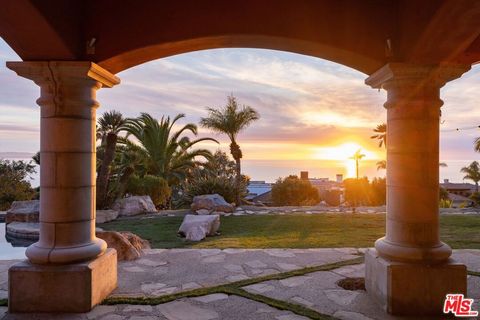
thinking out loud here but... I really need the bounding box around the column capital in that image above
[6,61,120,88]
[365,63,470,89]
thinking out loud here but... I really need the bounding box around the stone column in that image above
[364,63,470,315]
[7,61,119,313]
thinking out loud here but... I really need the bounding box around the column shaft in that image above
[366,63,469,263]
[7,61,120,264]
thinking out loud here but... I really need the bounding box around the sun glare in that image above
[314,142,376,161]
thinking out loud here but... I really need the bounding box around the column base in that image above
[365,248,466,315]
[8,248,117,313]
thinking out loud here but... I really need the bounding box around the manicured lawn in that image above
[101,214,480,249]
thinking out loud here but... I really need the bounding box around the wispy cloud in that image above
[0,38,479,177]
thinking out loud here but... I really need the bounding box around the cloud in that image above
[1,37,479,172]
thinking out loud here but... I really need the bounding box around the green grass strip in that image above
[468,270,480,277]
[103,256,364,305]
[0,299,7,307]
[223,287,336,320]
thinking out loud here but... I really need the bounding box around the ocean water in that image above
[242,159,474,183]
[2,157,475,186]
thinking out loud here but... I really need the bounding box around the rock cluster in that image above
[112,195,157,216]
[96,230,151,261]
[191,194,234,215]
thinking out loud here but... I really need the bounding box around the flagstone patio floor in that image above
[1,248,480,319]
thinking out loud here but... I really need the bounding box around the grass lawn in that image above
[100,214,480,249]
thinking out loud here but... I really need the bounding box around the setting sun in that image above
[313,142,377,161]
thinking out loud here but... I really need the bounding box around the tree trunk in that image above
[356,159,359,179]
[96,132,117,209]
[230,141,243,206]
[235,157,242,205]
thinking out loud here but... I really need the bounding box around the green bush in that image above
[179,175,247,206]
[470,192,480,207]
[343,178,371,207]
[271,175,320,206]
[126,174,171,208]
[0,160,37,210]
[439,198,453,208]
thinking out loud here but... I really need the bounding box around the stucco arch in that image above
[98,35,382,75]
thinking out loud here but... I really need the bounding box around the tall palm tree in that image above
[474,137,480,153]
[461,161,480,193]
[200,95,260,204]
[370,123,387,148]
[96,111,127,208]
[350,149,365,179]
[125,113,218,185]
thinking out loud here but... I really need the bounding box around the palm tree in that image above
[474,137,480,153]
[371,123,387,148]
[461,161,480,193]
[96,111,127,208]
[125,113,218,185]
[350,149,365,179]
[376,160,386,171]
[371,123,447,169]
[200,95,260,204]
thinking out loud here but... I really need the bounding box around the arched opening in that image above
[97,35,383,75]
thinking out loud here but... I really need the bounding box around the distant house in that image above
[301,171,344,205]
[246,181,272,202]
[440,179,477,197]
[447,192,474,208]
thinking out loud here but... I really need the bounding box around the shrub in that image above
[126,174,171,208]
[0,159,37,210]
[439,187,449,201]
[370,177,386,206]
[470,192,480,207]
[271,175,320,206]
[439,198,453,208]
[179,175,247,206]
[343,178,371,207]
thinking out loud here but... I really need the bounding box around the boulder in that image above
[6,200,39,224]
[96,210,119,224]
[121,231,151,251]
[96,231,150,261]
[112,196,157,216]
[178,214,220,242]
[191,194,234,214]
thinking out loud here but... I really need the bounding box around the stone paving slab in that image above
[243,262,480,320]
[2,249,480,320]
[115,248,360,298]
[3,295,310,320]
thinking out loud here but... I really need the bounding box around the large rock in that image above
[96,231,150,261]
[96,210,119,224]
[178,214,220,242]
[191,194,234,214]
[6,200,39,224]
[112,196,157,216]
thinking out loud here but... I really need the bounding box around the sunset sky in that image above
[0,37,479,183]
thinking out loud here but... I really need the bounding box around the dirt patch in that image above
[336,277,366,291]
